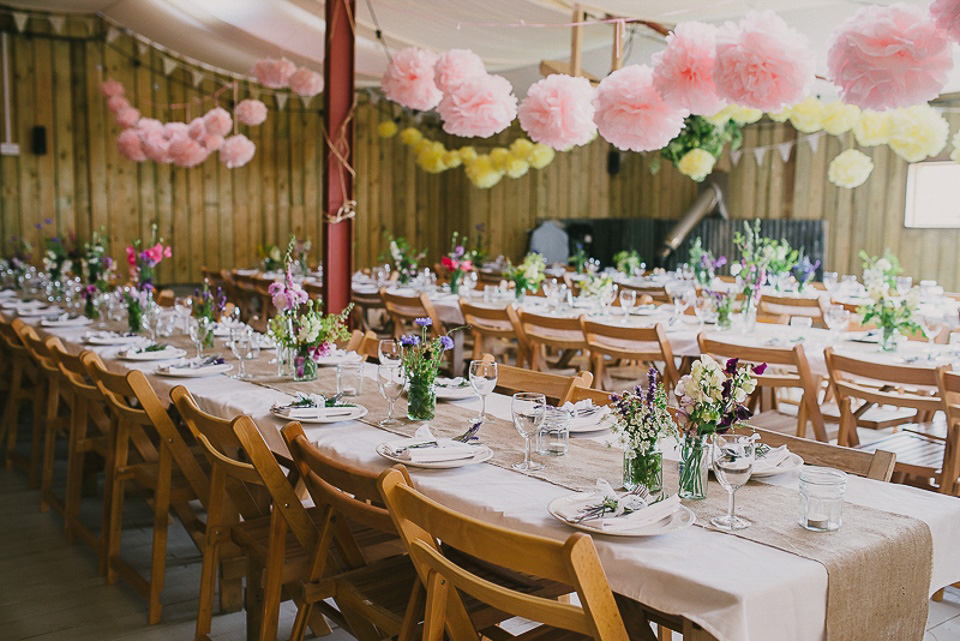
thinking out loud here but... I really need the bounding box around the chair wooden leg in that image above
[933,588,946,602]
[245,559,265,641]
[104,425,127,581]
[39,384,63,513]
[196,536,223,641]
[147,450,174,624]
[26,380,46,488]
[63,400,86,545]
[658,627,673,641]
[2,362,23,467]
[219,555,246,613]
[256,516,287,641]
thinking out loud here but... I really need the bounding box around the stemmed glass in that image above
[822,271,839,294]
[230,327,259,378]
[188,316,210,359]
[921,314,945,358]
[469,360,498,422]
[618,289,636,321]
[542,279,560,307]
[710,434,755,530]
[378,339,402,366]
[143,303,162,341]
[824,305,851,341]
[896,276,913,298]
[669,284,694,324]
[377,364,406,427]
[511,392,546,472]
[693,295,716,329]
[599,284,618,316]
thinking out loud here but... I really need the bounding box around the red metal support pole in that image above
[321,0,356,314]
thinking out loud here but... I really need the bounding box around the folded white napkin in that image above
[560,400,610,430]
[121,346,181,360]
[41,314,89,327]
[158,360,229,375]
[598,495,681,532]
[0,289,15,299]
[385,425,477,463]
[554,479,680,533]
[753,445,790,473]
[83,331,141,345]
[16,305,56,317]
[1,299,41,310]
[436,376,467,388]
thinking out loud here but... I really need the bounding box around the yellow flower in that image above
[377,120,398,138]
[788,96,824,133]
[509,138,535,161]
[443,150,463,168]
[677,148,716,182]
[399,127,422,146]
[853,110,893,147]
[458,146,478,162]
[465,155,504,189]
[951,131,960,164]
[505,157,530,179]
[828,149,874,189]
[820,101,860,136]
[416,142,448,173]
[528,143,555,169]
[489,147,511,172]
[888,104,949,163]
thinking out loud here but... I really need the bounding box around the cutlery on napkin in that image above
[753,444,791,472]
[157,355,226,374]
[559,399,610,429]
[436,376,468,388]
[272,393,357,419]
[555,479,680,532]
[384,425,478,463]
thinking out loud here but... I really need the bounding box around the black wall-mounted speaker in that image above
[31,126,46,155]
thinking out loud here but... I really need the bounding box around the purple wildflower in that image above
[439,335,454,351]
[725,358,739,375]
[753,363,767,375]
[414,317,432,328]
[400,335,420,347]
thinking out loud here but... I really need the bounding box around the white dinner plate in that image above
[269,404,368,424]
[119,347,188,362]
[83,332,142,346]
[375,442,493,468]
[314,351,362,366]
[751,452,804,478]
[15,306,58,317]
[156,363,234,378]
[435,383,476,400]
[548,494,695,537]
[568,409,615,434]
[41,316,92,328]
[629,305,659,316]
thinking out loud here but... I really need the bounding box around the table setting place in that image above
[269,391,368,423]
[82,329,143,346]
[39,311,93,328]
[155,354,233,378]
[117,342,188,362]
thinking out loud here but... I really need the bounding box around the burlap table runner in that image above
[249,362,932,641]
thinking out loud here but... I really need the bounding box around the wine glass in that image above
[230,327,259,378]
[378,339,401,366]
[710,434,755,530]
[188,316,210,359]
[599,283,618,316]
[143,303,162,341]
[823,305,850,341]
[377,365,406,427]
[469,360,498,422]
[618,289,636,321]
[921,314,945,357]
[822,271,838,294]
[896,276,913,298]
[511,392,546,472]
[693,295,716,328]
[542,278,560,307]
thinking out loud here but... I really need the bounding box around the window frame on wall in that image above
[904,161,960,229]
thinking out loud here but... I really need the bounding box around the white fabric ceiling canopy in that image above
[12,0,960,95]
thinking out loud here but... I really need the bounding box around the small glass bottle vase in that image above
[879,326,900,352]
[623,449,663,494]
[678,433,709,500]
[407,374,437,421]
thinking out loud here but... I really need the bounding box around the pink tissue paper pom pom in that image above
[117,129,146,162]
[828,3,953,111]
[288,67,324,97]
[594,65,688,152]
[518,74,596,150]
[203,107,233,137]
[652,22,727,116]
[437,74,517,138]
[169,136,209,168]
[101,78,125,98]
[251,57,297,89]
[163,122,190,140]
[200,134,224,151]
[107,95,130,113]
[188,117,206,140]
[140,127,171,164]
[115,107,140,129]
[136,118,164,134]
[235,99,268,126]
[434,49,487,93]
[381,47,443,111]
[713,10,816,111]
[931,0,960,43]
[220,134,256,169]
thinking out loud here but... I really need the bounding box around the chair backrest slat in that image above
[488,357,592,405]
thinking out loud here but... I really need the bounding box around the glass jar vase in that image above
[678,433,709,500]
[407,373,436,421]
[623,449,663,494]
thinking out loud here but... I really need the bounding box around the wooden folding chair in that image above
[459,299,529,366]
[581,319,680,392]
[935,366,960,496]
[484,354,593,405]
[377,466,652,641]
[354,329,381,361]
[0,316,45,484]
[698,335,829,442]
[759,294,827,327]
[567,385,616,407]
[619,282,669,303]
[379,287,446,339]
[82,352,205,624]
[351,286,393,337]
[518,310,588,372]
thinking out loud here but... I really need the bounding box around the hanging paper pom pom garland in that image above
[117,129,146,161]
[434,49,487,93]
[827,4,953,111]
[251,57,297,89]
[288,67,325,97]
[593,64,688,152]
[202,107,233,137]
[651,22,726,116]
[713,10,816,112]
[107,95,131,113]
[169,136,209,168]
[115,107,140,129]
[518,74,596,150]
[235,99,269,126]
[930,0,960,43]
[100,78,125,98]
[437,74,517,138]
[382,47,443,111]
[220,134,257,169]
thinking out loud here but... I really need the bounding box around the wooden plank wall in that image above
[2,14,959,288]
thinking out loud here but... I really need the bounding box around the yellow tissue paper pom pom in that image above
[704,105,761,126]
[509,138,535,161]
[767,109,791,123]
[505,157,530,179]
[528,143,555,169]
[828,149,874,189]
[951,131,960,163]
[677,148,716,182]
[853,110,894,147]
[465,155,504,189]
[489,147,511,171]
[413,138,435,155]
[888,104,949,163]
[416,142,448,173]
[399,127,422,146]
[459,146,478,162]
[789,96,824,133]
[820,102,861,136]
[377,120,398,138]
[704,106,735,126]
[443,150,463,168]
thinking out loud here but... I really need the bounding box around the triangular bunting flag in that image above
[162,57,177,76]
[777,142,793,163]
[730,148,743,167]
[807,133,821,153]
[105,26,120,43]
[12,12,28,32]
[137,39,151,55]
[191,69,205,87]
[48,16,65,34]
[300,95,313,109]
[753,147,767,165]
[275,93,288,111]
